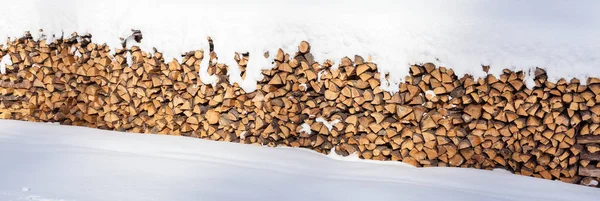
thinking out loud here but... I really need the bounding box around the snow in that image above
[425,90,436,98]
[0,0,598,92]
[239,131,246,139]
[299,123,312,134]
[70,46,81,58]
[0,54,11,74]
[317,70,325,82]
[126,52,132,66]
[0,120,599,201]
[315,117,341,132]
[299,83,308,91]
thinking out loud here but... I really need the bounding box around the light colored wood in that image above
[299,41,310,54]
[206,109,220,125]
[579,166,600,177]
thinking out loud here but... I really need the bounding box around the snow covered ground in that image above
[0,120,599,201]
[1,0,600,92]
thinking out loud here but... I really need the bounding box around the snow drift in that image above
[0,120,599,201]
[1,0,599,92]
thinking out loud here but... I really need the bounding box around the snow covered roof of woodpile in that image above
[2,0,599,92]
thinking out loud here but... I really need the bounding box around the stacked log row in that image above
[0,32,598,187]
[577,119,600,186]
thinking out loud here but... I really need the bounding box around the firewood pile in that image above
[0,32,599,187]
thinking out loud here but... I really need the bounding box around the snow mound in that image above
[0,120,599,201]
[1,0,599,93]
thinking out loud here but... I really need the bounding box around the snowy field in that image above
[1,0,600,91]
[0,120,598,201]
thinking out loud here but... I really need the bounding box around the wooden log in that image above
[0,95,24,101]
[579,166,600,177]
[577,135,600,144]
[464,104,482,119]
[0,80,31,89]
[299,41,310,54]
[206,109,220,125]
[396,105,413,119]
[580,150,600,161]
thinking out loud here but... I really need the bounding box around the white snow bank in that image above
[0,120,599,201]
[1,0,599,92]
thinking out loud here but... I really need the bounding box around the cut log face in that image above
[0,33,596,186]
[299,41,311,54]
[464,104,482,119]
[206,109,220,125]
[396,105,412,119]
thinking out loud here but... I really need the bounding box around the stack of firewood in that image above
[0,32,598,187]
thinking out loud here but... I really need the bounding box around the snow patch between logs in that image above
[316,117,341,132]
[0,54,12,74]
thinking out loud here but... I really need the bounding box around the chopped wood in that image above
[206,109,220,124]
[0,32,595,186]
[579,166,600,177]
[299,41,310,54]
[464,104,482,119]
[580,150,600,161]
[396,105,412,119]
[0,95,24,101]
[0,80,31,89]
[578,135,600,144]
